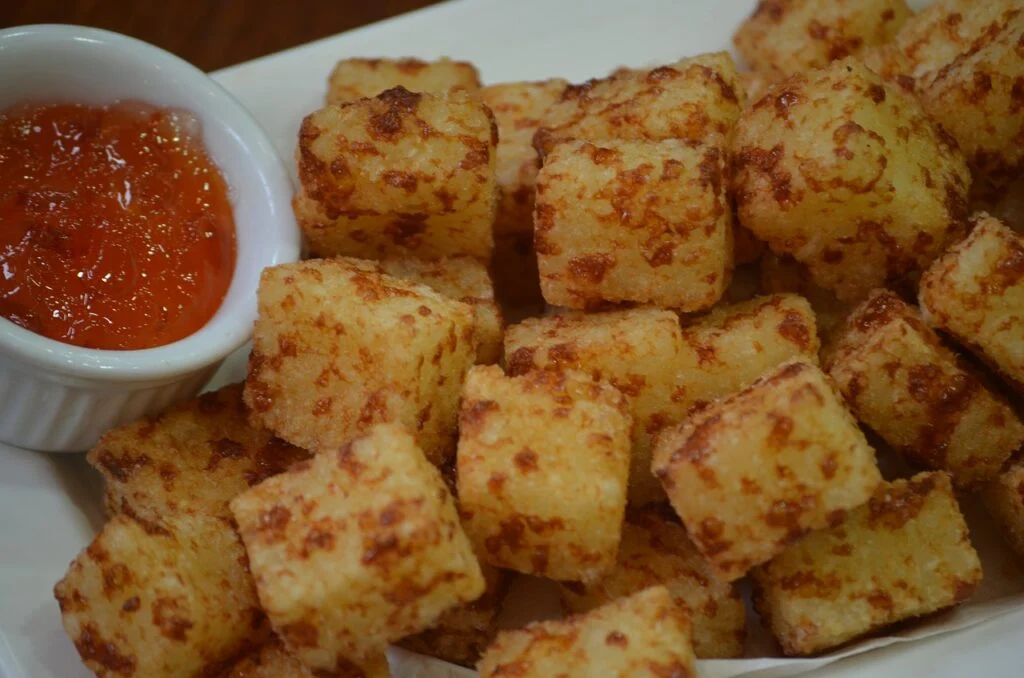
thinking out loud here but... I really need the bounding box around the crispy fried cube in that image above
[894,0,1021,89]
[826,290,1024,486]
[55,513,264,678]
[230,424,484,669]
[222,638,389,678]
[534,52,743,156]
[918,10,1024,194]
[326,57,480,105]
[478,586,695,678]
[88,384,310,523]
[653,360,882,582]
[733,0,912,81]
[457,366,631,581]
[534,138,732,311]
[378,255,502,364]
[752,471,982,656]
[675,294,820,415]
[732,58,971,301]
[295,87,497,260]
[399,562,510,667]
[504,308,686,506]
[981,462,1024,560]
[244,259,476,464]
[560,509,745,658]
[920,214,1024,391]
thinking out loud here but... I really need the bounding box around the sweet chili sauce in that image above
[0,102,236,350]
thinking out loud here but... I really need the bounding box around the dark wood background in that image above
[1,1,443,72]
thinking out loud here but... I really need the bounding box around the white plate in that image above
[2,1,1022,676]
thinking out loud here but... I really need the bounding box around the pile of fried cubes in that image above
[56,1,1024,676]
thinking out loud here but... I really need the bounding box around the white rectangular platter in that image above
[1,1,1022,676]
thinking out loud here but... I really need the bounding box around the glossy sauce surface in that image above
[0,102,236,350]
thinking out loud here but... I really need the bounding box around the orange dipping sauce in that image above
[0,102,236,350]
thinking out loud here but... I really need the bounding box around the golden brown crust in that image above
[54,514,265,678]
[919,213,1024,391]
[534,52,743,156]
[826,289,1024,486]
[653,360,882,582]
[326,57,481,105]
[732,58,972,301]
[457,366,631,582]
[733,0,912,80]
[478,587,696,678]
[534,138,732,311]
[917,8,1024,193]
[675,294,820,416]
[243,258,477,464]
[752,472,982,656]
[504,308,687,506]
[229,424,484,670]
[377,255,503,364]
[894,0,1020,90]
[87,384,310,523]
[296,87,497,260]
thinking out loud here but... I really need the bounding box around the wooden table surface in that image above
[0,0,444,72]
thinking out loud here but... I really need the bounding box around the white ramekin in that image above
[0,25,300,452]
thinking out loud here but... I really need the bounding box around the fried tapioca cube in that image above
[752,472,982,656]
[399,562,510,667]
[733,0,912,81]
[732,58,971,301]
[456,366,631,582]
[560,509,745,658]
[221,638,390,678]
[296,87,497,260]
[826,290,1024,486]
[675,294,820,415]
[980,462,1024,561]
[504,308,687,506]
[534,137,732,311]
[244,258,476,464]
[893,0,1021,90]
[54,513,264,678]
[326,57,480,105]
[918,10,1024,193]
[229,424,484,669]
[534,52,743,156]
[920,214,1024,391]
[378,255,502,364]
[478,586,695,678]
[653,360,882,582]
[87,383,310,522]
